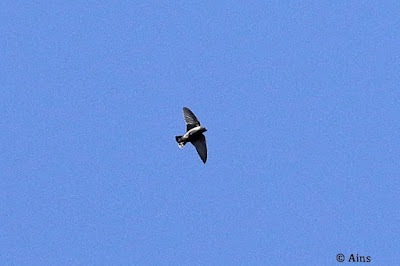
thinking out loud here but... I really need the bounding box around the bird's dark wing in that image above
[191,134,207,163]
[183,107,200,130]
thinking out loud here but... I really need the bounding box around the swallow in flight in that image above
[175,107,207,163]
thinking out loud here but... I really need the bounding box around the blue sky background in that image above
[1,1,399,265]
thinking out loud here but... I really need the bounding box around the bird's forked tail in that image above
[175,136,186,148]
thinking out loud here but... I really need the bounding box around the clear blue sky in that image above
[1,1,399,265]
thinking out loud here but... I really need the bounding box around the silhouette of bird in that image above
[175,107,207,163]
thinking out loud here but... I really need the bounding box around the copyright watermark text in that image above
[336,253,371,263]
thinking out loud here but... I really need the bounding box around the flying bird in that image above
[175,107,207,163]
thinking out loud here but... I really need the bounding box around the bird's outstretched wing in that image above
[191,134,207,163]
[183,107,200,130]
